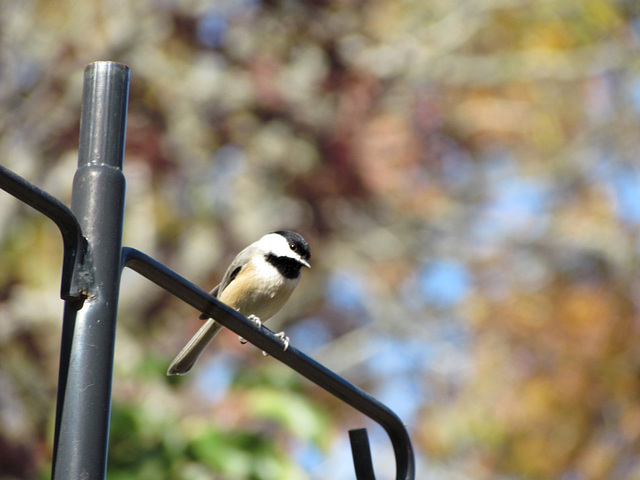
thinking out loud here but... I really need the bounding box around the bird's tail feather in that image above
[167,318,222,375]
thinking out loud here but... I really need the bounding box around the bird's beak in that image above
[299,258,311,269]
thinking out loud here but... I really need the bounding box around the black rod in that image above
[349,428,376,480]
[52,61,129,480]
[122,247,415,480]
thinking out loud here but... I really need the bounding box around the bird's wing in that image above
[198,244,260,319]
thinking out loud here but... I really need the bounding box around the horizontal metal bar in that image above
[0,164,88,300]
[121,246,415,480]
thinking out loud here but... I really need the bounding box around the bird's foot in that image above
[275,331,290,351]
[239,315,263,344]
[262,331,290,356]
[247,314,262,328]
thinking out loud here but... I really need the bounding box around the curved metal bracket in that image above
[122,246,416,480]
[0,164,89,301]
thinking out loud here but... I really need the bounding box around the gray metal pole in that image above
[52,62,129,480]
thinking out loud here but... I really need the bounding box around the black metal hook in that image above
[122,247,416,480]
[0,164,89,301]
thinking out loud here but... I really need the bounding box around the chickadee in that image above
[167,230,311,376]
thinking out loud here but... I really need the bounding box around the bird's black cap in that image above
[272,230,311,262]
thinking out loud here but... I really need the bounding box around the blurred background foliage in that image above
[1,0,640,479]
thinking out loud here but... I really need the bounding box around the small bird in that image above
[167,230,311,375]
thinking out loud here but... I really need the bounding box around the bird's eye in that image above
[290,243,297,251]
